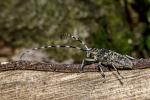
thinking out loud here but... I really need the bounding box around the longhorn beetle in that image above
[20,35,135,81]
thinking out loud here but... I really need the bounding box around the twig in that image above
[132,59,150,69]
[0,59,150,73]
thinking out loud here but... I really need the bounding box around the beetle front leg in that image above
[80,58,97,72]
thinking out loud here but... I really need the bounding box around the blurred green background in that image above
[0,0,150,63]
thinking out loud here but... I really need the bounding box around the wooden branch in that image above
[0,59,150,72]
[0,60,107,72]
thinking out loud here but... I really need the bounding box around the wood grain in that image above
[0,68,150,100]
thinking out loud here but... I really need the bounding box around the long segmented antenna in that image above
[71,35,90,50]
[70,35,91,57]
[32,45,86,51]
[20,45,87,60]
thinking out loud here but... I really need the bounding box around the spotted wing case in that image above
[97,48,133,69]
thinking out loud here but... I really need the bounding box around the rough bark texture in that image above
[0,59,150,100]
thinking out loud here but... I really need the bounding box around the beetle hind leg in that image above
[96,62,106,82]
[112,64,124,79]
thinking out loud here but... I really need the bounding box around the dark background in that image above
[0,0,150,63]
